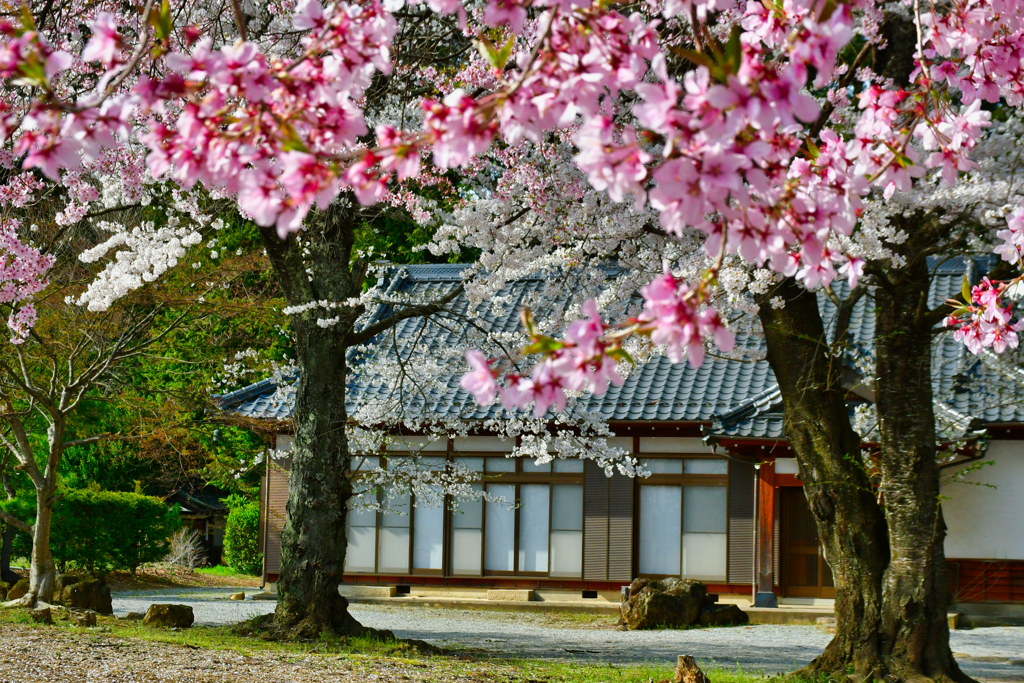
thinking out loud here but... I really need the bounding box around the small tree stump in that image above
[71,610,97,627]
[30,607,52,624]
[675,655,710,683]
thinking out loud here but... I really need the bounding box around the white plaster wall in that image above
[775,458,799,474]
[639,437,715,453]
[607,436,633,453]
[942,440,1024,560]
[386,436,446,451]
[452,436,514,452]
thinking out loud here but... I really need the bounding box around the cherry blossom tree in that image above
[1,0,1024,677]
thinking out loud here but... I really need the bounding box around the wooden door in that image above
[780,488,835,599]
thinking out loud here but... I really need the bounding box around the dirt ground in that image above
[0,625,478,683]
[105,567,263,592]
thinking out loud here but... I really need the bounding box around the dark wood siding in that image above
[583,460,609,581]
[727,459,754,584]
[607,472,633,581]
[949,559,1024,603]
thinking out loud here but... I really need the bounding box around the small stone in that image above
[30,606,52,624]
[7,579,29,601]
[229,592,245,601]
[121,612,145,621]
[251,592,277,601]
[71,610,98,627]
[816,616,837,634]
[143,604,194,628]
[675,655,711,683]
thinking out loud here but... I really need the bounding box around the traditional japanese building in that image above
[219,260,1024,611]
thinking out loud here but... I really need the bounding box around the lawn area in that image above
[0,607,773,683]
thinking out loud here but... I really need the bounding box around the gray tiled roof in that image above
[217,258,1024,436]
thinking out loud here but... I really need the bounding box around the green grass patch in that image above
[0,607,778,683]
[194,565,258,580]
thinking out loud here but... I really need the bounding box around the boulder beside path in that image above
[143,604,195,628]
[619,578,750,630]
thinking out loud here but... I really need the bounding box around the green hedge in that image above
[223,498,262,575]
[2,488,180,573]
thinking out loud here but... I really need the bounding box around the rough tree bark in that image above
[258,203,462,637]
[258,204,367,637]
[757,279,890,680]
[873,216,973,683]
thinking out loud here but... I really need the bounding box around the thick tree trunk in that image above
[874,235,973,683]
[258,204,369,637]
[273,325,363,637]
[758,279,890,679]
[28,485,56,604]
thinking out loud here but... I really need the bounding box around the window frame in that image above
[635,454,729,581]
[345,449,587,580]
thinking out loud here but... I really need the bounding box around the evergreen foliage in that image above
[222,496,262,575]
[1,488,180,573]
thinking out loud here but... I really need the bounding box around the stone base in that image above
[349,586,397,598]
[486,589,534,602]
[754,591,778,608]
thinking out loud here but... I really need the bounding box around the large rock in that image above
[144,604,194,628]
[698,603,749,626]
[619,578,708,630]
[62,579,112,615]
[7,578,29,601]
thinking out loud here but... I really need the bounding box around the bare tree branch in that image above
[348,284,465,347]
[0,510,30,535]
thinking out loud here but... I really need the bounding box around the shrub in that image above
[165,527,207,569]
[223,498,262,575]
[1,488,180,573]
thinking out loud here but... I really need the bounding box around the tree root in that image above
[791,657,978,683]
[1,594,35,609]
[233,611,442,654]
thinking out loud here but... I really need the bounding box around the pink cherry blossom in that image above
[81,13,123,68]
[461,351,498,405]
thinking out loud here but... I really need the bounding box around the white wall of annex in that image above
[942,440,1024,560]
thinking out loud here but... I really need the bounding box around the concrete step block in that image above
[486,589,534,602]
[350,586,397,598]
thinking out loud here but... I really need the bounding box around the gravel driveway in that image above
[113,589,1024,681]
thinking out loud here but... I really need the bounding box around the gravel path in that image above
[112,589,1024,681]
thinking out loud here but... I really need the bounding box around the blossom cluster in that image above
[0,219,55,343]
[945,204,1024,354]
[462,299,628,416]
[1,0,1023,371]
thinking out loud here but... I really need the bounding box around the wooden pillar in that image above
[755,460,778,607]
